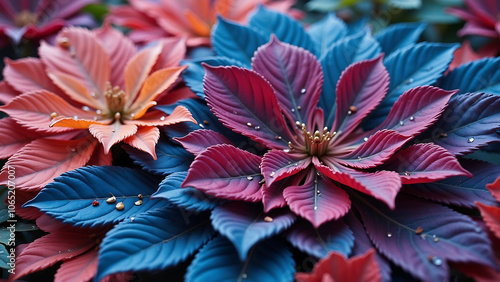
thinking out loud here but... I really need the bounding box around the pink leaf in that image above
[0,117,40,159]
[262,171,307,213]
[55,249,98,282]
[0,136,98,190]
[0,80,18,104]
[283,168,351,228]
[251,36,323,128]
[3,58,62,94]
[174,129,233,156]
[332,56,389,140]
[123,126,160,160]
[203,65,294,149]
[153,37,187,71]
[15,189,44,220]
[295,249,382,282]
[89,121,137,154]
[183,144,263,202]
[380,143,472,184]
[86,143,113,166]
[261,149,311,186]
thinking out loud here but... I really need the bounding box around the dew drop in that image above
[314,206,318,210]
[387,233,392,238]
[468,137,474,143]
[283,148,290,153]
[254,126,261,130]
[291,108,295,112]
[242,274,248,279]
[405,78,414,84]
[399,120,404,126]
[96,109,102,115]
[297,106,301,110]
[50,112,57,118]
[301,88,306,94]
[199,123,205,128]
[357,156,362,161]
[316,190,321,194]
[73,116,78,120]
[275,135,282,140]
[90,91,97,97]
[246,176,253,181]
[93,117,98,121]
[269,171,275,177]
[233,111,238,114]
[130,113,135,118]
[434,237,439,242]
[246,122,252,127]
[131,217,135,222]
[347,110,353,115]
[264,216,273,222]
[409,116,415,121]
[363,137,368,142]
[160,116,166,121]
[431,256,443,266]
[82,106,90,111]
[475,227,482,233]
[70,148,76,152]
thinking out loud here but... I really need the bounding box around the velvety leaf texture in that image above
[211,202,296,260]
[374,22,427,55]
[174,129,233,157]
[355,193,498,282]
[212,16,267,67]
[96,208,214,281]
[152,171,224,212]
[249,6,316,55]
[286,218,354,258]
[366,42,458,129]
[439,57,500,95]
[185,236,295,282]
[307,13,348,57]
[417,92,500,156]
[24,166,166,227]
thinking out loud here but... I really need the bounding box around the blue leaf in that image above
[403,159,500,208]
[307,13,347,57]
[374,22,427,55]
[24,166,166,227]
[365,42,458,129]
[286,218,354,258]
[152,171,224,212]
[212,16,267,67]
[125,136,194,175]
[354,193,498,282]
[439,57,500,95]
[319,32,381,126]
[181,57,247,99]
[96,207,214,281]
[211,202,296,260]
[248,6,316,55]
[417,92,500,156]
[185,236,295,282]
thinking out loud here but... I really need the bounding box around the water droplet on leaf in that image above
[468,137,474,143]
[301,88,306,94]
[387,233,392,238]
[246,176,253,181]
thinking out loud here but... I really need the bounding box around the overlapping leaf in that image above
[174,129,232,156]
[261,150,311,186]
[54,249,98,282]
[24,166,166,227]
[374,22,427,55]
[307,13,347,57]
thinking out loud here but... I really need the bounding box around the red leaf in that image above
[123,126,160,159]
[183,144,263,202]
[380,143,472,184]
[262,171,306,213]
[3,58,62,94]
[252,36,323,129]
[203,65,294,149]
[55,249,98,282]
[174,129,233,156]
[332,55,389,141]
[0,117,40,159]
[89,121,137,154]
[477,202,500,240]
[295,249,382,282]
[124,107,196,127]
[1,90,96,133]
[261,149,311,186]
[487,176,500,202]
[283,168,351,228]
[0,136,98,190]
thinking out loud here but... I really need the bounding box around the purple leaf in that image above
[283,168,351,228]
[418,92,500,156]
[286,218,354,258]
[211,202,296,260]
[262,171,307,213]
[335,130,409,169]
[183,144,263,202]
[355,194,499,282]
[332,56,389,140]
[379,143,472,184]
[403,159,500,208]
[203,65,293,149]
[261,149,311,186]
[251,36,323,128]
[174,129,233,156]
[373,86,457,137]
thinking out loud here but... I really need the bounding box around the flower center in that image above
[14,10,38,27]
[294,122,335,157]
[104,82,126,120]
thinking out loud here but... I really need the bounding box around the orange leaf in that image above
[0,117,40,159]
[4,58,62,94]
[128,66,187,119]
[0,136,98,190]
[50,116,111,129]
[184,9,211,36]
[48,70,105,110]
[1,90,96,133]
[123,126,160,159]
[89,120,138,154]
[125,107,196,126]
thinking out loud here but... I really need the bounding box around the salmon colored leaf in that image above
[487,176,500,202]
[183,144,263,202]
[0,136,97,191]
[86,143,113,166]
[477,202,500,240]
[286,218,354,258]
[0,81,17,104]
[251,36,323,128]
[283,168,351,228]
[125,107,196,127]
[89,121,137,154]
[174,129,233,156]
[54,249,98,282]
[3,58,62,94]
[211,202,296,260]
[153,38,187,71]
[295,249,382,282]
[261,150,311,186]
[203,65,293,150]
[122,126,160,160]
[1,90,96,133]
[0,117,40,159]
[48,70,104,109]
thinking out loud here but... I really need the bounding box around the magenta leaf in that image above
[203,65,293,149]
[174,129,233,156]
[261,149,311,186]
[331,56,389,139]
[283,168,351,228]
[355,193,499,282]
[373,86,457,137]
[211,202,296,260]
[251,36,323,128]
[286,218,354,258]
[183,144,263,202]
[379,143,471,184]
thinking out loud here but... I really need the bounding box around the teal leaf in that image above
[307,13,348,57]
[374,22,427,55]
